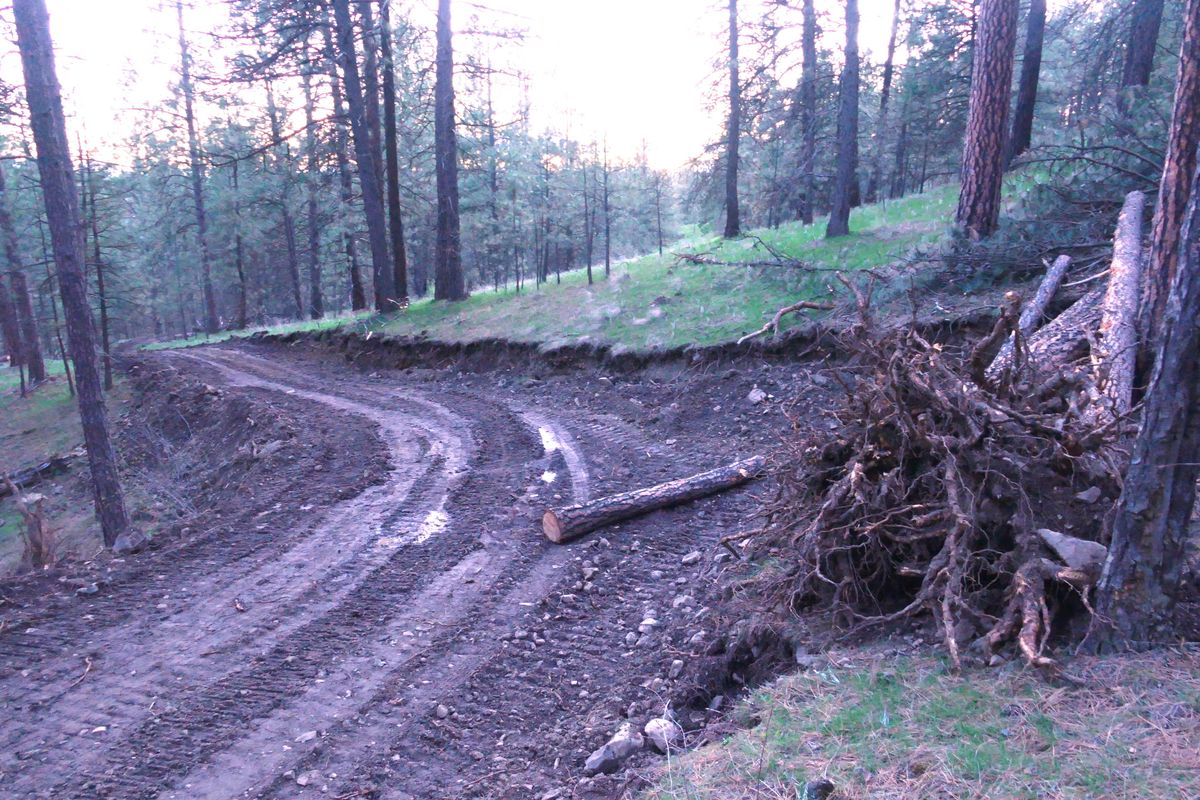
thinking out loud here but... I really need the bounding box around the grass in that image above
[643,648,1200,800]
[141,311,372,351]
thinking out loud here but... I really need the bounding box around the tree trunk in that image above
[826,0,860,238]
[379,0,409,305]
[231,157,249,329]
[264,81,305,320]
[176,0,219,334]
[723,0,741,238]
[1005,0,1046,166]
[1141,0,1200,354]
[322,18,367,312]
[955,0,1019,241]
[433,0,466,300]
[1091,160,1200,652]
[654,174,665,255]
[583,158,593,285]
[302,65,325,320]
[603,142,612,277]
[1122,0,1166,89]
[332,0,393,311]
[865,0,901,204]
[10,270,45,384]
[38,219,72,395]
[0,273,21,369]
[1093,191,1146,418]
[14,0,131,547]
[798,0,817,224]
[84,154,112,390]
[543,456,765,544]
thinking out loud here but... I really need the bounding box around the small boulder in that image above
[583,723,644,775]
[643,717,683,754]
[1036,528,1108,573]
[681,551,702,566]
[1075,486,1103,504]
[668,659,685,679]
[747,386,768,405]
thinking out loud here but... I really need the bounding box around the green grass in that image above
[360,184,958,350]
[643,648,1200,800]
[141,312,372,351]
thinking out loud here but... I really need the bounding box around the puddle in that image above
[538,427,562,454]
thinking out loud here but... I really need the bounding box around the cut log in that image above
[543,456,766,544]
[988,254,1071,378]
[0,454,72,499]
[1093,190,1146,418]
[1007,285,1104,374]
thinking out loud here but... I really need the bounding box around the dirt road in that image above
[0,343,795,799]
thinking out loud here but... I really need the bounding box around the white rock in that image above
[669,659,685,679]
[681,551,702,566]
[644,717,683,754]
[583,723,644,775]
[747,386,768,405]
[1036,528,1108,572]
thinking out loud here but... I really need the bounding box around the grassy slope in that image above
[646,649,1200,800]
[365,184,956,350]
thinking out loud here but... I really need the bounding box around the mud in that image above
[0,339,837,799]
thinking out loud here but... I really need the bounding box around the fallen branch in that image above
[737,300,835,345]
[989,254,1072,378]
[1091,190,1145,419]
[544,456,766,544]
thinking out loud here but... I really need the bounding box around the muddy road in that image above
[0,343,822,799]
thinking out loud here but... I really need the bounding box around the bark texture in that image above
[1005,0,1046,165]
[1094,191,1146,418]
[955,0,1019,240]
[433,0,465,300]
[1141,0,1200,350]
[14,0,130,546]
[1093,162,1200,651]
[724,0,741,238]
[544,457,765,544]
[826,0,860,238]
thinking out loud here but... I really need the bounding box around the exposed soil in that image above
[0,339,838,799]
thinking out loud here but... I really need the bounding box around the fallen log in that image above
[543,456,766,544]
[1092,190,1145,418]
[0,454,73,499]
[988,254,1072,379]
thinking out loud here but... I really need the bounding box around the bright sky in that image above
[26,0,904,171]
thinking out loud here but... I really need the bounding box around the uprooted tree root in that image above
[739,322,1128,672]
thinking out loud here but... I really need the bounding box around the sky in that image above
[25,0,906,171]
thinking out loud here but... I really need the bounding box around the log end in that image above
[543,510,565,544]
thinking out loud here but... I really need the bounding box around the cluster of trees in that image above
[704,0,1186,242]
[0,0,676,355]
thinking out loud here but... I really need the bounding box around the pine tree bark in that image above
[955,0,1018,241]
[1141,0,1200,352]
[1092,162,1200,652]
[723,0,741,238]
[332,0,393,311]
[378,0,409,305]
[358,0,386,200]
[433,0,466,301]
[1122,0,1166,89]
[865,0,901,204]
[1005,0,1046,166]
[826,0,860,238]
[176,0,219,334]
[14,0,131,546]
[322,18,367,311]
[302,65,325,320]
[797,0,817,224]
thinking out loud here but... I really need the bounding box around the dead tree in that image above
[1092,191,1146,419]
[14,0,134,548]
[826,0,860,238]
[955,0,1019,240]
